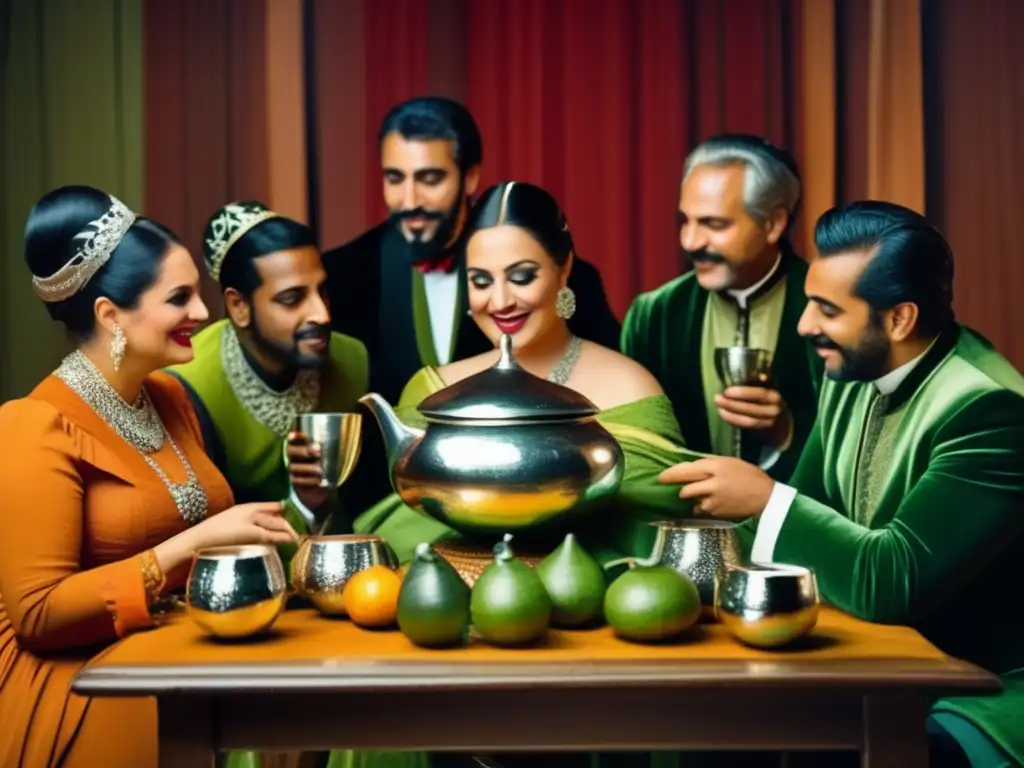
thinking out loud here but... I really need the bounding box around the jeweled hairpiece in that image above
[203,202,278,281]
[32,195,137,303]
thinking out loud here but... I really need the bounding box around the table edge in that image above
[72,656,1002,697]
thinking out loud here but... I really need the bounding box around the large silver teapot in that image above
[359,334,624,539]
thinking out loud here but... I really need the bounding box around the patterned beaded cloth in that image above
[433,540,547,587]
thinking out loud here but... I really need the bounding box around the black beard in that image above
[388,178,466,264]
[812,317,891,382]
[250,315,329,372]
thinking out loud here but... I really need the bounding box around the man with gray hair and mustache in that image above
[621,133,823,482]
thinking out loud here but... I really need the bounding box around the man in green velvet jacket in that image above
[662,201,1024,767]
[621,134,822,481]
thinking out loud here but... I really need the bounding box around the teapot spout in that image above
[358,393,424,469]
[602,555,659,572]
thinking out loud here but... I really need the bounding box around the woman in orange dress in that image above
[0,185,300,767]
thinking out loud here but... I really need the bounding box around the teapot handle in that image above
[602,556,658,571]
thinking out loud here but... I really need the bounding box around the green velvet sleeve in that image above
[619,295,649,361]
[783,418,830,505]
[774,391,1024,624]
[734,418,830,557]
[576,395,703,565]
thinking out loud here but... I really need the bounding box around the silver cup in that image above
[714,346,773,388]
[293,412,363,489]
[714,563,820,648]
[290,534,398,616]
[186,545,288,639]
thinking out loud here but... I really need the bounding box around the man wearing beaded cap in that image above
[169,201,369,549]
[622,134,823,482]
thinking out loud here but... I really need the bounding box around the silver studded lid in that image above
[417,334,599,423]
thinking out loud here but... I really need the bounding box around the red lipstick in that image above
[169,325,196,348]
[492,313,529,335]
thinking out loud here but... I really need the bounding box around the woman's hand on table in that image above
[286,430,330,510]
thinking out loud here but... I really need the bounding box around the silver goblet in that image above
[714,346,773,457]
[186,544,288,639]
[714,563,820,648]
[714,346,773,388]
[293,412,363,489]
[289,412,364,535]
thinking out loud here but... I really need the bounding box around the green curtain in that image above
[2,0,143,402]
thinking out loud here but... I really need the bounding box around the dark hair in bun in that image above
[468,182,573,267]
[24,185,181,340]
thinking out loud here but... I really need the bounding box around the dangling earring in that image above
[555,287,577,320]
[110,324,127,372]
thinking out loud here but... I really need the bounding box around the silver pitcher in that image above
[186,544,288,639]
[359,334,625,539]
[606,520,742,610]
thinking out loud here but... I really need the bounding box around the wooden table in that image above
[72,606,999,767]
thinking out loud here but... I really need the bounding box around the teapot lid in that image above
[417,334,599,422]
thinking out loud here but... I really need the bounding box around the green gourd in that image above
[535,533,606,628]
[604,564,701,643]
[396,542,471,648]
[470,534,552,646]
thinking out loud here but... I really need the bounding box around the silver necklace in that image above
[547,335,582,386]
[55,351,208,525]
[221,324,321,437]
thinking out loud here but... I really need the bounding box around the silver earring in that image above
[555,286,576,320]
[110,324,127,372]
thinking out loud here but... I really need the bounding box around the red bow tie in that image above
[413,253,457,274]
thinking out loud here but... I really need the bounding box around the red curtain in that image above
[922,0,1024,368]
[311,0,803,318]
[143,0,271,311]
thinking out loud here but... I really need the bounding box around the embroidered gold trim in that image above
[140,549,167,607]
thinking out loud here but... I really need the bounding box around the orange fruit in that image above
[342,565,401,628]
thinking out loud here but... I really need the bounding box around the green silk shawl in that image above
[353,366,702,564]
[738,325,1024,764]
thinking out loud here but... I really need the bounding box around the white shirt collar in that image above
[873,339,937,395]
[727,254,782,309]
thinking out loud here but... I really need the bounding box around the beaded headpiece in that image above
[203,201,278,281]
[32,194,137,303]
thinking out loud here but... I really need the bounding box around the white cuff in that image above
[750,482,797,564]
[288,487,318,528]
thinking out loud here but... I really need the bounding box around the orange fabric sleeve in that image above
[0,400,158,651]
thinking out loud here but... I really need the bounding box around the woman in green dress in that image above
[300,182,709,768]
[354,180,704,566]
